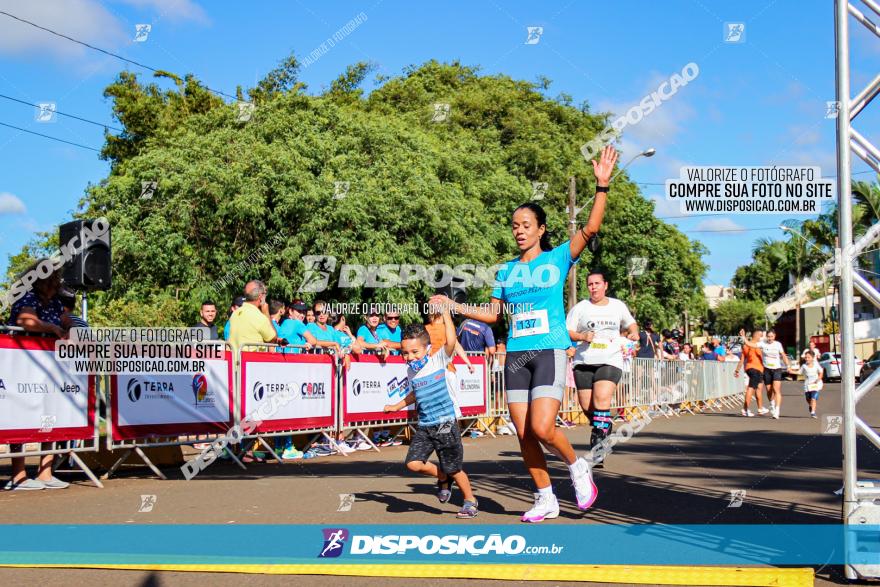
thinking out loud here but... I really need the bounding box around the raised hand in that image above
[592,145,619,187]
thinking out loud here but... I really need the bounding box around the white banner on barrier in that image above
[112,357,232,440]
[453,357,488,416]
[240,354,335,432]
[0,337,93,442]
[344,357,412,424]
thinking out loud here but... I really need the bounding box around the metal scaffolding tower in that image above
[836,0,880,579]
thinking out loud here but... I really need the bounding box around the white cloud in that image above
[0,192,26,215]
[694,217,746,232]
[649,194,680,218]
[0,0,126,60]
[596,69,698,150]
[115,0,209,24]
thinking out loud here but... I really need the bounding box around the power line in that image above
[0,10,237,101]
[0,120,100,151]
[683,227,779,233]
[0,93,123,132]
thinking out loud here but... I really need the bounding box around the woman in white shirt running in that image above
[566,271,638,465]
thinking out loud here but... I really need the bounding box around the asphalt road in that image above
[2,380,879,587]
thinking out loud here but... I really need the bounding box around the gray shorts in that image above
[504,349,567,404]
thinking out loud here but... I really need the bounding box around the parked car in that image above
[859,350,880,385]
[817,352,864,382]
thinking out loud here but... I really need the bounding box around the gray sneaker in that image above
[457,499,479,519]
[41,476,70,490]
[4,478,45,491]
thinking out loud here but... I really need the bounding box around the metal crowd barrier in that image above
[486,354,744,430]
[4,339,744,485]
[103,340,238,479]
[236,342,344,462]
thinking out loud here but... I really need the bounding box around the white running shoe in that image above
[741,409,755,417]
[570,457,598,511]
[772,407,780,419]
[521,492,560,523]
[757,407,770,415]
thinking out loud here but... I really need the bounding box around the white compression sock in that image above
[537,485,554,497]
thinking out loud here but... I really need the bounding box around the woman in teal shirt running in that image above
[432,146,617,522]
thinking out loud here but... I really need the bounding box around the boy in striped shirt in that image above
[384,301,477,518]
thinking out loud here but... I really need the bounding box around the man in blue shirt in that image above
[376,311,402,355]
[457,318,496,358]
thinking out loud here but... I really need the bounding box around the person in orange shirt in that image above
[425,310,476,373]
[734,329,765,417]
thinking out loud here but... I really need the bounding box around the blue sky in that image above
[0,0,877,288]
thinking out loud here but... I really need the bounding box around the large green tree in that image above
[6,57,708,328]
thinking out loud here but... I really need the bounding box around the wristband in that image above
[596,185,609,193]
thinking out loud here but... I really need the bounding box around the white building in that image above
[704,285,734,309]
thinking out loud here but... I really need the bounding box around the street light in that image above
[610,147,656,184]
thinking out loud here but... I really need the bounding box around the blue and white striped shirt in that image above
[407,347,458,427]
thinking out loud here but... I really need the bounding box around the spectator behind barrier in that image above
[356,308,387,356]
[636,319,660,359]
[377,311,403,355]
[191,300,218,339]
[5,260,71,491]
[305,300,342,354]
[332,313,360,354]
[223,295,247,340]
[678,343,694,361]
[425,310,474,372]
[228,281,287,352]
[268,299,285,333]
[58,286,88,329]
[277,300,315,354]
[457,317,496,361]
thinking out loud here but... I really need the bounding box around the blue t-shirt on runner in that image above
[376,323,402,355]
[278,318,308,353]
[407,346,458,427]
[491,241,577,353]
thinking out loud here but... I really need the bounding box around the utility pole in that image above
[567,176,577,309]
[684,308,689,342]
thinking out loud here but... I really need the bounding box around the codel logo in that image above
[318,528,349,558]
[301,382,325,398]
[127,378,142,402]
[192,373,208,403]
[253,381,265,402]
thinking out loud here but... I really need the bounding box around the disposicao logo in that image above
[318,528,349,558]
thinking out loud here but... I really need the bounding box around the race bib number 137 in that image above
[511,309,550,338]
